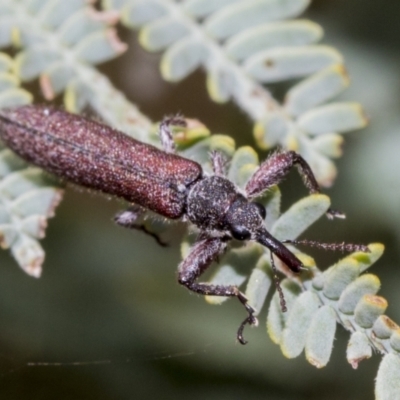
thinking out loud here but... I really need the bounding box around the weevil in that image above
[0,105,368,344]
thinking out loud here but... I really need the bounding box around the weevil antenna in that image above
[281,239,369,253]
[269,252,287,312]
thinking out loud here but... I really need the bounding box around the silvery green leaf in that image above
[205,265,246,305]
[338,274,381,314]
[254,112,290,148]
[0,151,27,177]
[0,18,13,48]
[19,215,47,239]
[311,273,324,290]
[101,0,126,11]
[0,205,10,223]
[351,243,384,273]
[183,0,242,18]
[58,8,117,47]
[40,62,75,99]
[139,17,190,52]
[0,3,13,15]
[305,305,336,368]
[272,194,330,240]
[206,64,236,103]
[205,0,310,40]
[262,185,281,228]
[0,168,57,199]
[347,331,372,369]
[354,295,388,329]
[0,53,13,71]
[64,78,89,113]
[373,316,399,340]
[375,354,400,400]
[280,291,320,358]
[0,224,17,248]
[390,329,400,352]
[38,0,87,29]
[311,133,343,159]
[15,47,60,81]
[228,146,259,187]
[285,64,349,117]
[26,0,53,13]
[267,279,301,344]
[11,233,45,278]
[74,29,127,64]
[121,1,167,28]
[0,88,33,108]
[0,72,20,91]
[301,146,337,187]
[10,188,63,218]
[245,255,272,314]
[161,37,206,81]
[297,102,368,135]
[226,20,323,61]
[322,258,360,300]
[244,46,342,83]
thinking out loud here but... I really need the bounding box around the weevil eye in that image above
[230,225,251,241]
[253,202,266,220]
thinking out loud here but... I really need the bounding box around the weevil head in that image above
[225,197,266,241]
[187,175,266,238]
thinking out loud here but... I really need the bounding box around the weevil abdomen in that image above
[0,105,202,219]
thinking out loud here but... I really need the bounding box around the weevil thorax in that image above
[186,175,266,239]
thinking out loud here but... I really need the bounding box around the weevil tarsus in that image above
[177,236,258,344]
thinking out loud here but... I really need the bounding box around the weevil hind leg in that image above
[114,205,168,247]
[178,236,258,345]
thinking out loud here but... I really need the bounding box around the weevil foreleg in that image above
[159,115,186,154]
[210,151,228,176]
[178,236,258,345]
[114,205,167,247]
[245,150,344,219]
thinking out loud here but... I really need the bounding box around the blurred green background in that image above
[2,1,400,399]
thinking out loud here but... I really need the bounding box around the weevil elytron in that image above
[0,105,367,344]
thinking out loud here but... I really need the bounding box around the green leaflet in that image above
[272,194,330,240]
[347,331,372,369]
[280,291,320,358]
[375,354,400,400]
[305,305,336,368]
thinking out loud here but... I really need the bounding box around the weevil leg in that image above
[114,205,168,247]
[210,151,228,176]
[245,150,344,219]
[178,236,258,345]
[159,114,186,154]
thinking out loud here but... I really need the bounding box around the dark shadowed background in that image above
[1,1,400,399]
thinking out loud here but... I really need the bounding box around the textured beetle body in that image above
[0,105,359,344]
[0,106,202,219]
